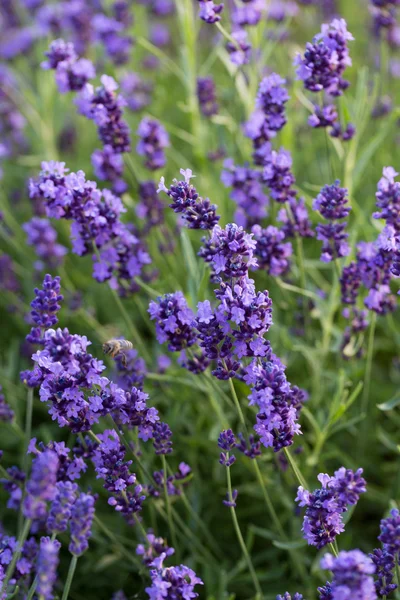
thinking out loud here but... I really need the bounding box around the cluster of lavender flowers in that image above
[76,73,130,193]
[0,0,134,64]
[0,385,13,422]
[244,73,289,165]
[152,179,307,449]
[197,0,224,24]
[42,39,96,93]
[295,468,367,548]
[319,550,376,600]
[158,169,219,230]
[92,430,146,525]
[29,162,151,296]
[20,276,164,445]
[136,117,170,171]
[143,551,203,599]
[221,159,269,229]
[340,167,399,353]
[0,531,37,591]
[146,463,191,498]
[23,217,67,271]
[370,0,400,39]
[120,72,153,112]
[313,181,351,263]
[369,508,400,596]
[295,19,355,140]
[197,77,219,117]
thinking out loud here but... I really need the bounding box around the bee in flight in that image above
[102,339,133,367]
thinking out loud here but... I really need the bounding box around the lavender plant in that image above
[0,1,400,599]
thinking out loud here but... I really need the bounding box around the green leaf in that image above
[377,392,400,411]
[272,539,307,550]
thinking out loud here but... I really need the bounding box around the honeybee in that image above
[102,339,133,367]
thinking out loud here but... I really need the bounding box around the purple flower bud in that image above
[36,536,61,600]
[320,550,376,600]
[136,117,169,170]
[23,450,59,519]
[69,492,96,556]
[47,481,78,533]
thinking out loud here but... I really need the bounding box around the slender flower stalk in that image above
[225,451,262,598]
[161,454,179,555]
[61,555,78,600]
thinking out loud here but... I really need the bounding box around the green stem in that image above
[361,311,377,415]
[18,388,34,534]
[0,519,32,596]
[226,371,248,435]
[252,461,285,539]
[283,447,309,489]
[61,555,78,600]
[161,455,179,553]
[226,458,262,598]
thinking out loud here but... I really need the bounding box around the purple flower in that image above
[149,292,197,351]
[0,465,25,511]
[378,508,400,554]
[262,148,297,204]
[23,218,67,270]
[92,430,145,524]
[246,356,305,451]
[255,73,289,133]
[235,432,261,459]
[136,117,169,170]
[223,489,238,507]
[23,450,59,519]
[277,594,303,600]
[218,430,237,466]
[77,76,130,154]
[47,481,78,533]
[91,146,126,194]
[221,158,269,228]
[25,274,63,347]
[252,224,292,276]
[313,181,350,220]
[0,385,13,422]
[374,166,400,231]
[314,182,350,262]
[136,531,175,567]
[198,223,257,279]
[278,198,314,239]
[295,468,366,548]
[42,39,95,93]
[36,536,61,600]
[42,39,77,69]
[29,164,151,296]
[0,254,20,294]
[197,76,218,117]
[197,0,224,23]
[226,29,252,66]
[320,550,376,600]
[145,554,203,599]
[153,421,173,455]
[158,169,220,230]
[308,104,338,128]
[120,72,153,112]
[370,548,397,597]
[294,19,354,96]
[69,492,96,555]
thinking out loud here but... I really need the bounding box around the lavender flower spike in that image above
[23,449,59,520]
[321,550,377,600]
[69,492,96,556]
[295,468,366,548]
[145,553,203,599]
[36,536,61,600]
[197,0,224,23]
[158,169,220,230]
